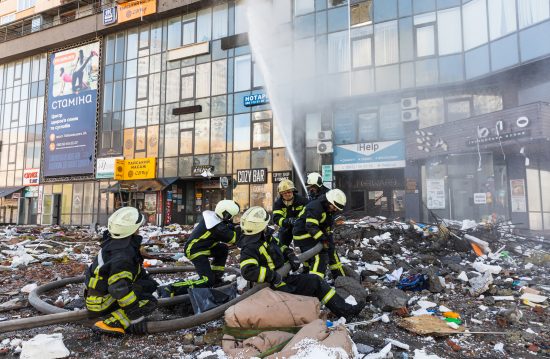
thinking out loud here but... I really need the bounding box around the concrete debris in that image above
[468,272,493,296]
[371,288,409,311]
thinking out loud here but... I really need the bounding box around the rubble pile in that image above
[0,218,548,358]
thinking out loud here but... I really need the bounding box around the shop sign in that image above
[96,157,123,179]
[11,193,21,199]
[23,168,40,186]
[103,7,117,25]
[244,93,269,107]
[426,179,445,209]
[467,117,530,146]
[272,171,292,183]
[333,140,405,171]
[114,157,156,180]
[193,165,214,176]
[24,187,39,198]
[117,0,156,24]
[220,176,229,188]
[321,165,332,182]
[44,41,100,177]
[237,168,267,184]
[473,193,487,205]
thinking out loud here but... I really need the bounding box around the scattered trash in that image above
[20,333,70,359]
[398,315,464,336]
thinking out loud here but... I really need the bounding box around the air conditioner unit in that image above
[401,109,418,122]
[317,141,333,154]
[401,97,417,110]
[318,130,332,141]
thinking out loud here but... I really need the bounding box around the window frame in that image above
[351,35,373,69]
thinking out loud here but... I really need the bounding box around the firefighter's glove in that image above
[287,252,301,272]
[271,272,283,287]
[126,320,148,335]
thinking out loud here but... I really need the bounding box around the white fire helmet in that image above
[240,206,270,235]
[108,207,145,239]
[326,189,347,211]
[306,172,323,188]
[277,179,296,194]
[215,200,240,221]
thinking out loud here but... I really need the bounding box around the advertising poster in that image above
[510,179,527,213]
[44,42,100,177]
[427,179,446,210]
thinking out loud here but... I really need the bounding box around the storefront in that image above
[0,187,24,224]
[405,102,550,231]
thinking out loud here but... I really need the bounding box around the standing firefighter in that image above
[272,179,308,246]
[293,189,347,279]
[85,207,158,335]
[306,172,330,201]
[238,206,364,320]
[159,200,240,298]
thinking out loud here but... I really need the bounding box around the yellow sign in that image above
[114,157,156,180]
[117,0,157,24]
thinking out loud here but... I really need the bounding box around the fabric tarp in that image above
[0,186,24,198]
[101,177,178,193]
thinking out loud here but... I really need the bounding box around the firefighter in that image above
[238,206,365,320]
[293,189,347,279]
[85,207,158,335]
[306,172,330,201]
[272,179,308,247]
[159,200,241,298]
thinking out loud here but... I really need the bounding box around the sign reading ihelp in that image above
[244,93,269,107]
[114,157,156,180]
[237,168,268,184]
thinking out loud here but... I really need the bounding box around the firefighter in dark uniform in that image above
[272,179,308,247]
[85,207,158,335]
[238,206,364,320]
[293,188,347,279]
[306,172,330,201]
[159,200,240,297]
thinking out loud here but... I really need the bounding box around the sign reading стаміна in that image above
[44,42,100,177]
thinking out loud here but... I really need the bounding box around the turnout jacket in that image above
[184,211,239,261]
[85,232,146,312]
[238,230,293,284]
[272,194,308,228]
[292,195,333,247]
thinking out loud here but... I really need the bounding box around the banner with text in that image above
[44,42,100,177]
[333,140,405,171]
[114,157,156,180]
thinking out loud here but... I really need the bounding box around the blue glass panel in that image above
[465,45,489,79]
[413,0,436,14]
[295,14,315,38]
[439,54,463,83]
[374,0,398,22]
[327,6,349,32]
[316,11,327,34]
[376,64,400,92]
[316,0,327,11]
[437,0,460,9]
[520,20,550,62]
[416,58,438,86]
[491,34,519,71]
[400,62,415,88]
[334,110,356,144]
[399,17,413,62]
[398,0,412,17]
[233,92,251,114]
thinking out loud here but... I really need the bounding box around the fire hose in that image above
[0,243,323,334]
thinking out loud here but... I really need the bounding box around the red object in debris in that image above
[393,307,409,317]
[527,344,540,353]
[532,306,544,315]
[496,316,509,327]
[446,339,462,352]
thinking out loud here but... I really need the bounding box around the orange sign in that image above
[117,0,157,24]
[115,157,156,180]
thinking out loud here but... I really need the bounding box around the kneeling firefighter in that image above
[238,206,365,320]
[85,207,158,335]
[272,179,308,247]
[159,200,241,298]
[293,189,347,279]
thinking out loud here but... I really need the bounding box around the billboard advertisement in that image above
[44,42,100,177]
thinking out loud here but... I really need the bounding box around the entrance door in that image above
[450,178,475,220]
[350,191,366,212]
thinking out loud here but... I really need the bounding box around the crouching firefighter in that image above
[293,189,347,279]
[85,207,158,335]
[272,179,308,246]
[159,200,241,298]
[238,206,365,320]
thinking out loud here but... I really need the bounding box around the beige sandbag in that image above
[222,331,294,359]
[266,319,353,359]
[224,288,320,329]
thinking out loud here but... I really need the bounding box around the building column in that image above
[404,160,421,221]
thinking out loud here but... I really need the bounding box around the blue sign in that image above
[44,42,100,177]
[333,140,406,171]
[244,93,269,107]
[103,7,117,25]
